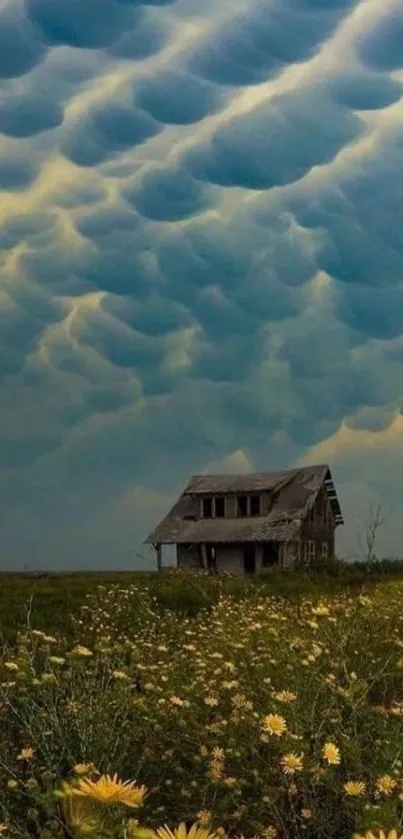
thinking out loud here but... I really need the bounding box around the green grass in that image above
[1,558,403,647]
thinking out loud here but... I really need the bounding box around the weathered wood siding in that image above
[300,487,336,562]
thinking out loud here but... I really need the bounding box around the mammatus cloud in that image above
[0,0,403,567]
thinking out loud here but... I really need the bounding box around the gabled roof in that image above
[144,463,343,545]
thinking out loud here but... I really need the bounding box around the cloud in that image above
[187,0,358,86]
[1,0,403,566]
[135,70,224,125]
[0,92,63,138]
[61,101,162,167]
[0,3,48,79]
[183,88,365,189]
[357,5,403,71]
[26,0,137,49]
[0,150,39,190]
[124,166,216,220]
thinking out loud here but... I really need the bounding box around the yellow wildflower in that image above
[273,691,297,704]
[169,695,184,707]
[261,714,287,737]
[322,742,341,765]
[57,773,146,808]
[204,696,219,707]
[73,763,99,776]
[301,809,313,819]
[196,811,213,826]
[280,753,304,775]
[261,828,277,839]
[344,780,366,797]
[3,662,19,672]
[17,748,35,761]
[70,646,93,657]
[155,824,221,839]
[375,776,398,796]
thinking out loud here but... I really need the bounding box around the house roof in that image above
[144,463,343,545]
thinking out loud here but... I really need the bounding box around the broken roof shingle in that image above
[144,463,343,545]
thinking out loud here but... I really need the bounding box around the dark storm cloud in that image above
[187,0,357,86]
[0,152,39,190]
[0,3,48,79]
[289,138,403,289]
[358,6,403,71]
[134,70,223,125]
[0,280,63,381]
[2,0,403,565]
[102,293,192,338]
[107,10,169,60]
[0,91,63,138]
[75,204,159,296]
[183,89,365,190]
[327,72,402,111]
[124,167,216,221]
[0,213,56,251]
[61,101,161,167]
[25,0,138,49]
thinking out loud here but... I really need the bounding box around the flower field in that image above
[1,570,403,839]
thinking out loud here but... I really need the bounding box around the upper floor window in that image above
[250,495,260,516]
[202,497,213,518]
[237,495,248,516]
[202,496,225,518]
[237,494,261,517]
[215,497,225,518]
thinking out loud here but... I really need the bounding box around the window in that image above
[304,540,316,564]
[237,494,261,516]
[201,496,225,518]
[237,495,248,516]
[202,497,213,518]
[214,496,225,518]
[250,495,260,516]
[322,542,328,558]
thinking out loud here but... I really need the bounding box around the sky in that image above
[0,0,403,570]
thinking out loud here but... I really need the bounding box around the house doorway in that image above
[243,544,256,574]
[262,541,280,567]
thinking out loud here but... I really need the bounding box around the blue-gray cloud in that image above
[124,167,216,220]
[1,0,403,566]
[183,88,365,189]
[0,3,48,78]
[61,101,161,167]
[187,0,357,86]
[358,6,403,71]
[0,91,63,138]
[134,71,224,125]
[0,151,39,190]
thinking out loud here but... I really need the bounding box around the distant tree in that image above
[357,503,386,563]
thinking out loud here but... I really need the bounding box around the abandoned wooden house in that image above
[145,464,343,573]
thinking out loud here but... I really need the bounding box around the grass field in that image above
[1,562,403,839]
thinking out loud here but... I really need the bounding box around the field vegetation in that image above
[1,559,403,839]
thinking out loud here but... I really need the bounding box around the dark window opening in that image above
[237,495,248,516]
[262,542,279,567]
[243,544,256,574]
[215,497,225,518]
[250,495,260,516]
[202,497,213,518]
